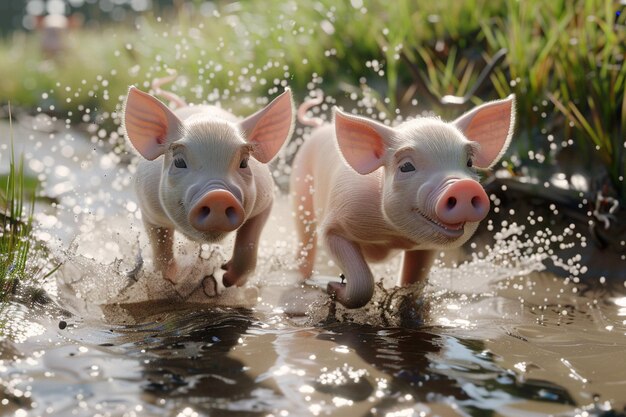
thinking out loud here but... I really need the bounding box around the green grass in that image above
[0,0,624,200]
[0,116,33,301]
[482,0,625,197]
[1,113,59,315]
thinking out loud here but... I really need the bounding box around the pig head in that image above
[124,87,294,290]
[291,95,515,308]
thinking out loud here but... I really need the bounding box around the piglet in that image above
[291,96,515,308]
[124,86,294,293]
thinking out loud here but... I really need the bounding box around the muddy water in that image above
[1,121,626,417]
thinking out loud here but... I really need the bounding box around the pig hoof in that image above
[202,271,225,297]
[163,263,180,285]
[221,263,248,288]
[220,263,234,287]
[327,281,345,301]
[223,274,245,288]
[327,281,369,309]
[202,275,219,297]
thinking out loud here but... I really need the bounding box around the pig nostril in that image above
[471,196,482,209]
[199,206,211,220]
[446,197,457,210]
[225,206,239,225]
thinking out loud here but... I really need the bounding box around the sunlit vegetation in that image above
[0,124,33,303]
[0,0,623,200]
[0,117,58,319]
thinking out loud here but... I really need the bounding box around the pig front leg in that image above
[145,222,203,292]
[221,203,272,288]
[324,232,374,309]
[144,222,178,283]
[399,249,435,287]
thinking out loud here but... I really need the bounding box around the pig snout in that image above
[188,190,245,232]
[435,179,490,225]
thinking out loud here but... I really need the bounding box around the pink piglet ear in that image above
[123,86,184,160]
[239,88,295,163]
[333,107,396,175]
[454,94,516,169]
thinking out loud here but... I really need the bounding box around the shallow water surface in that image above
[2,269,626,416]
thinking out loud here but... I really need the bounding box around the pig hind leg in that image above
[399,249,435,287]
[290,151,317,279]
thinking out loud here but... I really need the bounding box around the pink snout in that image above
[435,179,490,225]
[189,190,245,232]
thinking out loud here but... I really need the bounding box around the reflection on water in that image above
[2,265,626,416]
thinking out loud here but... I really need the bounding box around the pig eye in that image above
[239,158,249,169]
[173,157,187,169]
[467,159,473,168]
[399,161,416,173]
